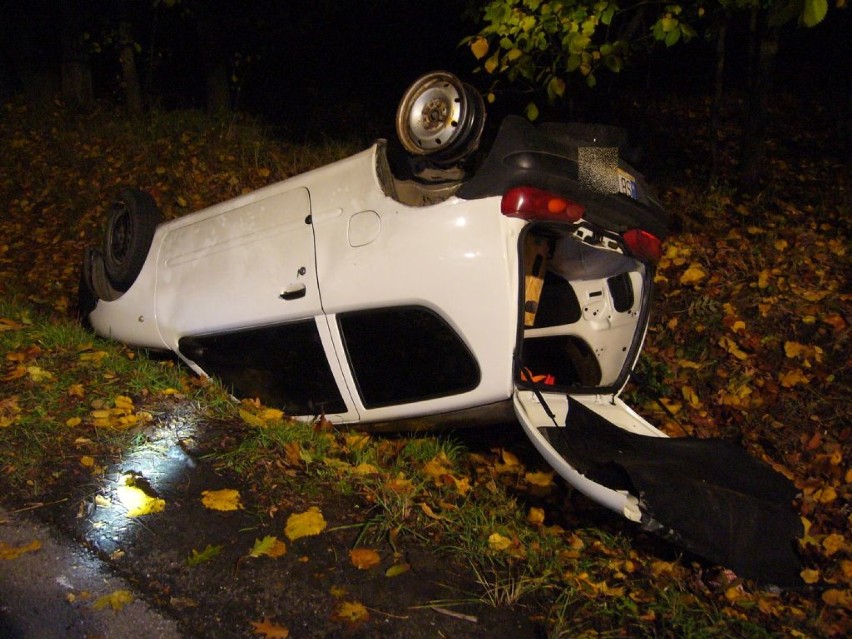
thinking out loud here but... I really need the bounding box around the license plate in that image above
[617,169,638,200]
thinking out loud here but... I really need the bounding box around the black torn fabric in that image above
[541,397,803,587]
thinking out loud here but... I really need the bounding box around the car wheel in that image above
[102,188,161,291]
[395,71,485,165]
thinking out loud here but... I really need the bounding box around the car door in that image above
[155,186,320,337]
[154,186,360,421]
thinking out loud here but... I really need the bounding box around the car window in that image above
[178,320,346,416]
[338,307,480,409]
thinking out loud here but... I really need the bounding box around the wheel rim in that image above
[108,204,132,264]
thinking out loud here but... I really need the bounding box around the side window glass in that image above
[179,321,346,416]
[339,307,480,409]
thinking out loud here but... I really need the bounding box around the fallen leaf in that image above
[284,506,327,541]
[93,589,134,611]
[385,563,410,577]
[116,485,165,517]
[332,601,369,624]
[349,547,381,570]
[524,471,554,488]
[527,507,545,527]
[250,618,290,638]
[821,589,852,610]
[201,488,243,511]
[488,532,513,552]
[187,544,223,566]
[0,539,41,560]
[249,536,287,559]
[680,263,707,285]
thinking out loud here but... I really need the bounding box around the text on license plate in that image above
[617,169,638,200]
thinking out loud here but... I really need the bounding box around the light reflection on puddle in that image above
[82,400,207,554]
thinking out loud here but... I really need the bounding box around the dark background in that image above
[0,0,849,144]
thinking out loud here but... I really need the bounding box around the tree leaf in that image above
[187,543,223,566]
[201,488,243,511]
[284,506,327,541]
[332,601,369,624]
[250,618,290,638]
[470,36,489,60]
[349,547,381,570]
[385,563,410,577]
[0,539,41,560]
[802,0,828,26]
[249,536,287,559]
[93,589,134,611]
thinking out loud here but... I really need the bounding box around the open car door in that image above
[513,390,805,588]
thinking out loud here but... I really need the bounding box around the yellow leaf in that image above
[239,408,267,428]
[93,589,133,611]
[385,563,411,577]
[114,395,134,411]
[0,539,41,560]
[419,502,446,521]
[251,618,290,638]
[681,385,701,408]
[285,506,327,541]
[344,433,370,450]
[800,568,820,584]
[505,48,522,62]
[527,507,545,527]
[821,589,852,610]
[779,368,809,388]
[758,269,771,289]
[116,485,165,517]
[679,263,707,285]
[524,471,554,487]
[201,488,243,511]
[814,485,837,504]
[249,536,287,559]
[484,51,499,74]
[26,365,53,382]
[68,383,85,397]
[822,533,845,556]
[488,532,513,552]
[718,336,748,360]
[470,36,489,60]
[66,417,82,427]
[332,601,369,624]
[349,547,381,570]
[351,462,378,475]
[80,455,95,467]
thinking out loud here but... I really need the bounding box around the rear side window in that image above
[339,307,480,409]
[178,320,346,416]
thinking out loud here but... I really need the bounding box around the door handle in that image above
[279,284,307,300]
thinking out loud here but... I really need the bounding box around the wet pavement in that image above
[0,505,182,639]
[1,408,543,639]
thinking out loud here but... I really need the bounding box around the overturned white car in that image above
[80,72,802,586]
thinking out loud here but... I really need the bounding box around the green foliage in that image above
[466,0,836,116]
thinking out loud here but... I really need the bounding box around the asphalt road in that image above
[0,505,182,639]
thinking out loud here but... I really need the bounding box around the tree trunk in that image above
[118,19,144,115]
[738,12,778,192]
[206,61,231,115]
[60,2,93,111]
[709,13,728,186]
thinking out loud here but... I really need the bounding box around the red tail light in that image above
[501,186,585,222]
[622,229,663,263]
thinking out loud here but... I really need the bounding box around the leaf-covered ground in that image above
[0,95,850,637]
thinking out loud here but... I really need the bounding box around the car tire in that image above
[102,188,161,291]
[395,71,485,165]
